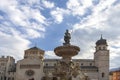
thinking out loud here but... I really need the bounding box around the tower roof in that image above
[96,35,107,46]
[26,46,44,52]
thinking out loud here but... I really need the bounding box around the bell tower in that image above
[94,35,109,80]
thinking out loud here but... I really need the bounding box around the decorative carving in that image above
[52,29,88,80]
[26,70,34,76]
[20,64,40,69]
[53,61,87,80]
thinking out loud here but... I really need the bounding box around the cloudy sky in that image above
[0,0,120,69]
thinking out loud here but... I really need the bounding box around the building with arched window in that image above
[0,32,109,80]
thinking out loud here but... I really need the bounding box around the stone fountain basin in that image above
[54,45,80,57]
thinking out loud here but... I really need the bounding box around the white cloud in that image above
[109,39,120,68]
[67,0,85,16]
[71,0,119,31]
[25,29,44,38]
[48,0,120,68]
[29,22,45,31]
[42,1,54,8]
[50,7,69,23]
[0,0,120,69]
[49,0,92,23]
[31,9,46,24]
[70,0,120,68]
[66,0,93,16]
[45,51,60,59]
[93,0,116,13]
[0,0,47,60]
[0,0,17,9]
[27,0,40,5]
[0,0,47,39]
[51,11,63,23]
[0,28,30,60]
[66,0,119,31]
[0,15,3,19]
[71,30,95,59]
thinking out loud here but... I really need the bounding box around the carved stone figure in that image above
[63,29,71,45]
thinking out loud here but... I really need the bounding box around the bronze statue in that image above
[63,29,71,45]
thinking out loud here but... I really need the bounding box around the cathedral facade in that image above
[0,31,109,80]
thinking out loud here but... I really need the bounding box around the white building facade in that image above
[0,36,109,80]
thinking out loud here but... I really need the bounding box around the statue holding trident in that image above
[63,29,71,45]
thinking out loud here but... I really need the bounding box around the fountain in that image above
[53,30,87,80]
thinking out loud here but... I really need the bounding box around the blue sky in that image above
[0,0,120,69]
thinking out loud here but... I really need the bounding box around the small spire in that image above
[100,34,103,40]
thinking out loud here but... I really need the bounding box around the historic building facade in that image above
[0,31,109,80]
[0,56,15,80]
[110,68,120,80]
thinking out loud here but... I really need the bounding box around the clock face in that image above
[26,70,34,76]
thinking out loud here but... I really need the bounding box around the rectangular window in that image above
[102,73,105,77]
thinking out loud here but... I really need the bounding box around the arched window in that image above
[103,47,106,50]
[102,72,105,77]
[46,63,48,66]
[99,47,101,50]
